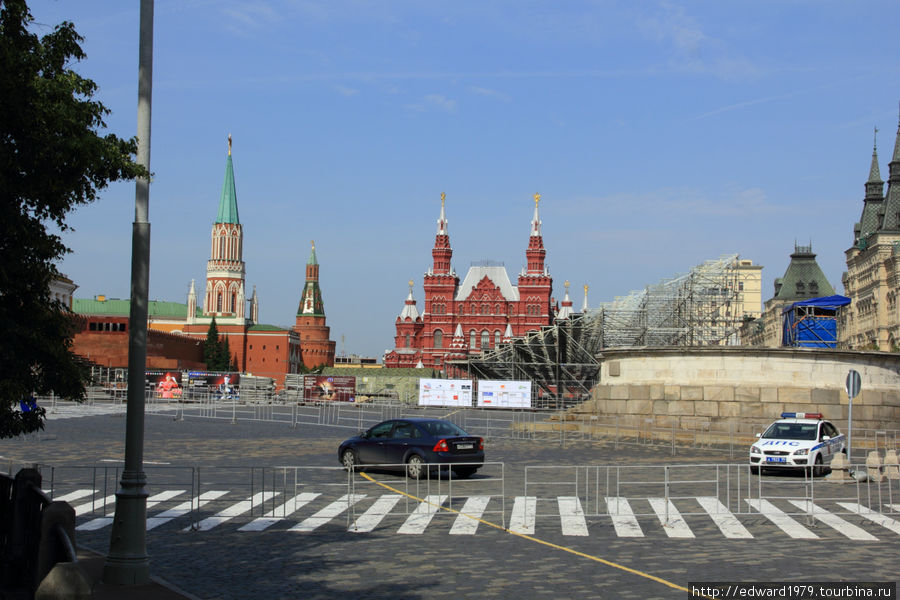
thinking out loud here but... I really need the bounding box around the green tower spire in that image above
[216,135,240,224]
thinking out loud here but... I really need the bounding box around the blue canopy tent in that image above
[781,295,851,348]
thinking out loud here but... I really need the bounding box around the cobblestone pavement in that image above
[2,408,897,600]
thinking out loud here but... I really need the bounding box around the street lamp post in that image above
[103,0,153,585]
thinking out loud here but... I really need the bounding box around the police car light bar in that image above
[781,412,823,419]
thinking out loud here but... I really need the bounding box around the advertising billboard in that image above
[477,380,532,408]
[146,370,183,399]
[303,375,356,402]
[186,372,240,399]
[418,378,473,407]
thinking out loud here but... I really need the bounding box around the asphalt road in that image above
[1,407,897,600]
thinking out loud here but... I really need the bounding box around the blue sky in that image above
[29,0,900,358]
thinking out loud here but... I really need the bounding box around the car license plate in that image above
[457,443,473,450]
[766,457,787,463]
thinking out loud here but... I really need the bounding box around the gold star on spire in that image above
[534,192,541,205]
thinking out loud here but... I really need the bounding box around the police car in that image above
[749,412,846,476]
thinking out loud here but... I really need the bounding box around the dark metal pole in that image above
[104,0,153,585]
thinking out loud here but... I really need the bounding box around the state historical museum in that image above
[384,193,561,370]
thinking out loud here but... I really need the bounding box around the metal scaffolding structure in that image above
[450,254,747,406]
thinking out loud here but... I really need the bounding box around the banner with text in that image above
[477,380,531,408]
[418,378,473,407]
[303,375,356,402]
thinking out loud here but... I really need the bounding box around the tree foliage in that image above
[203,318,234,372]
[0,0,145,438]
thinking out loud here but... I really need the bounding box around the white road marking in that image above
[605,497,644,537]
[73,494,116,517]
[450,496,492,535]
[147,491,228,530]
[558,496,589,536]
[239,493,321,532]
[647,498,694,538]
[349,494,403,533]
[509,496,536,534]
[52,489,96,503]
[695,497,753,539]
[397,495,448,534]
[836,503,900,536]
[288,494,367,532]
[746,499,818,539]
[187,491,280,532]
[77,490,185,531]
[787,500,878,541]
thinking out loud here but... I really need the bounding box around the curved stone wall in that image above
[585,347,900,431]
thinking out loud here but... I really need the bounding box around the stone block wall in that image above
[580,347,900,432]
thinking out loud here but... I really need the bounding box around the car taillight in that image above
[478,438,484,450]
[433,439,449,452]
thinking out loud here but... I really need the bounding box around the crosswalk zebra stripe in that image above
[558,497,589,536]
[746,499,818,539]
[77,490,186,531]
[349,494,403,533]
[187,491,280,532]
[397,495,448,535]
[786,500,878,541]
[605,497,643,537]
[147,491,229,530]
[288,494,367,532]
[509,496,536,534]
[239,493,321,532]
[52,489,96,503]
[836,503,900,535]
[73,494,116,517]
[695,497,753,539]
[450,496,492,535]
[647,498,694,538]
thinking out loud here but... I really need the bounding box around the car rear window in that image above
[420,421,467,437]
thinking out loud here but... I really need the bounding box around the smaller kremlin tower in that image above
[292,241,336,369]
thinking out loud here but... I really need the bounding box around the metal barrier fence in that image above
[524,463,900,524]
[29,462,505,531]
[27,394,900,458]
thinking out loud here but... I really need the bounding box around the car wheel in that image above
[453,467,478,479]
[406,454,426,480]
[812,454,825,477]
[750,465,759,476]
[341,449,357,472]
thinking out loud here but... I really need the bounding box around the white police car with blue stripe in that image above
[749,412,846,476]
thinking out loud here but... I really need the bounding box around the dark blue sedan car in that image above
[338,417,484,479]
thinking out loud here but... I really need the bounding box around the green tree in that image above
[203,318,223,370]
[0,0,144,438]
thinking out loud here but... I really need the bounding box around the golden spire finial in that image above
[584,284,589,293]
[311,239,315,251]
[564,280,570,289]
[441,191,446,205]
[228,134,232,156]
[534,192,541,206]
[408,279,414,288]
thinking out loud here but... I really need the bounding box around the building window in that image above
[434,330,443,349]
[495,330,501,346]
[481,330,489,349]
[217,293,223,312]
[469,330,476,348]
[405,334,410,348]
[738,282,744,291]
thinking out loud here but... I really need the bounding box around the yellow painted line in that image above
[442,409,462,418]
[358,472,705,597]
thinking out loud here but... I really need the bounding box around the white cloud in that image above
[424,94,457,112]
[334,85,359,97]
[469,86,511,102]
